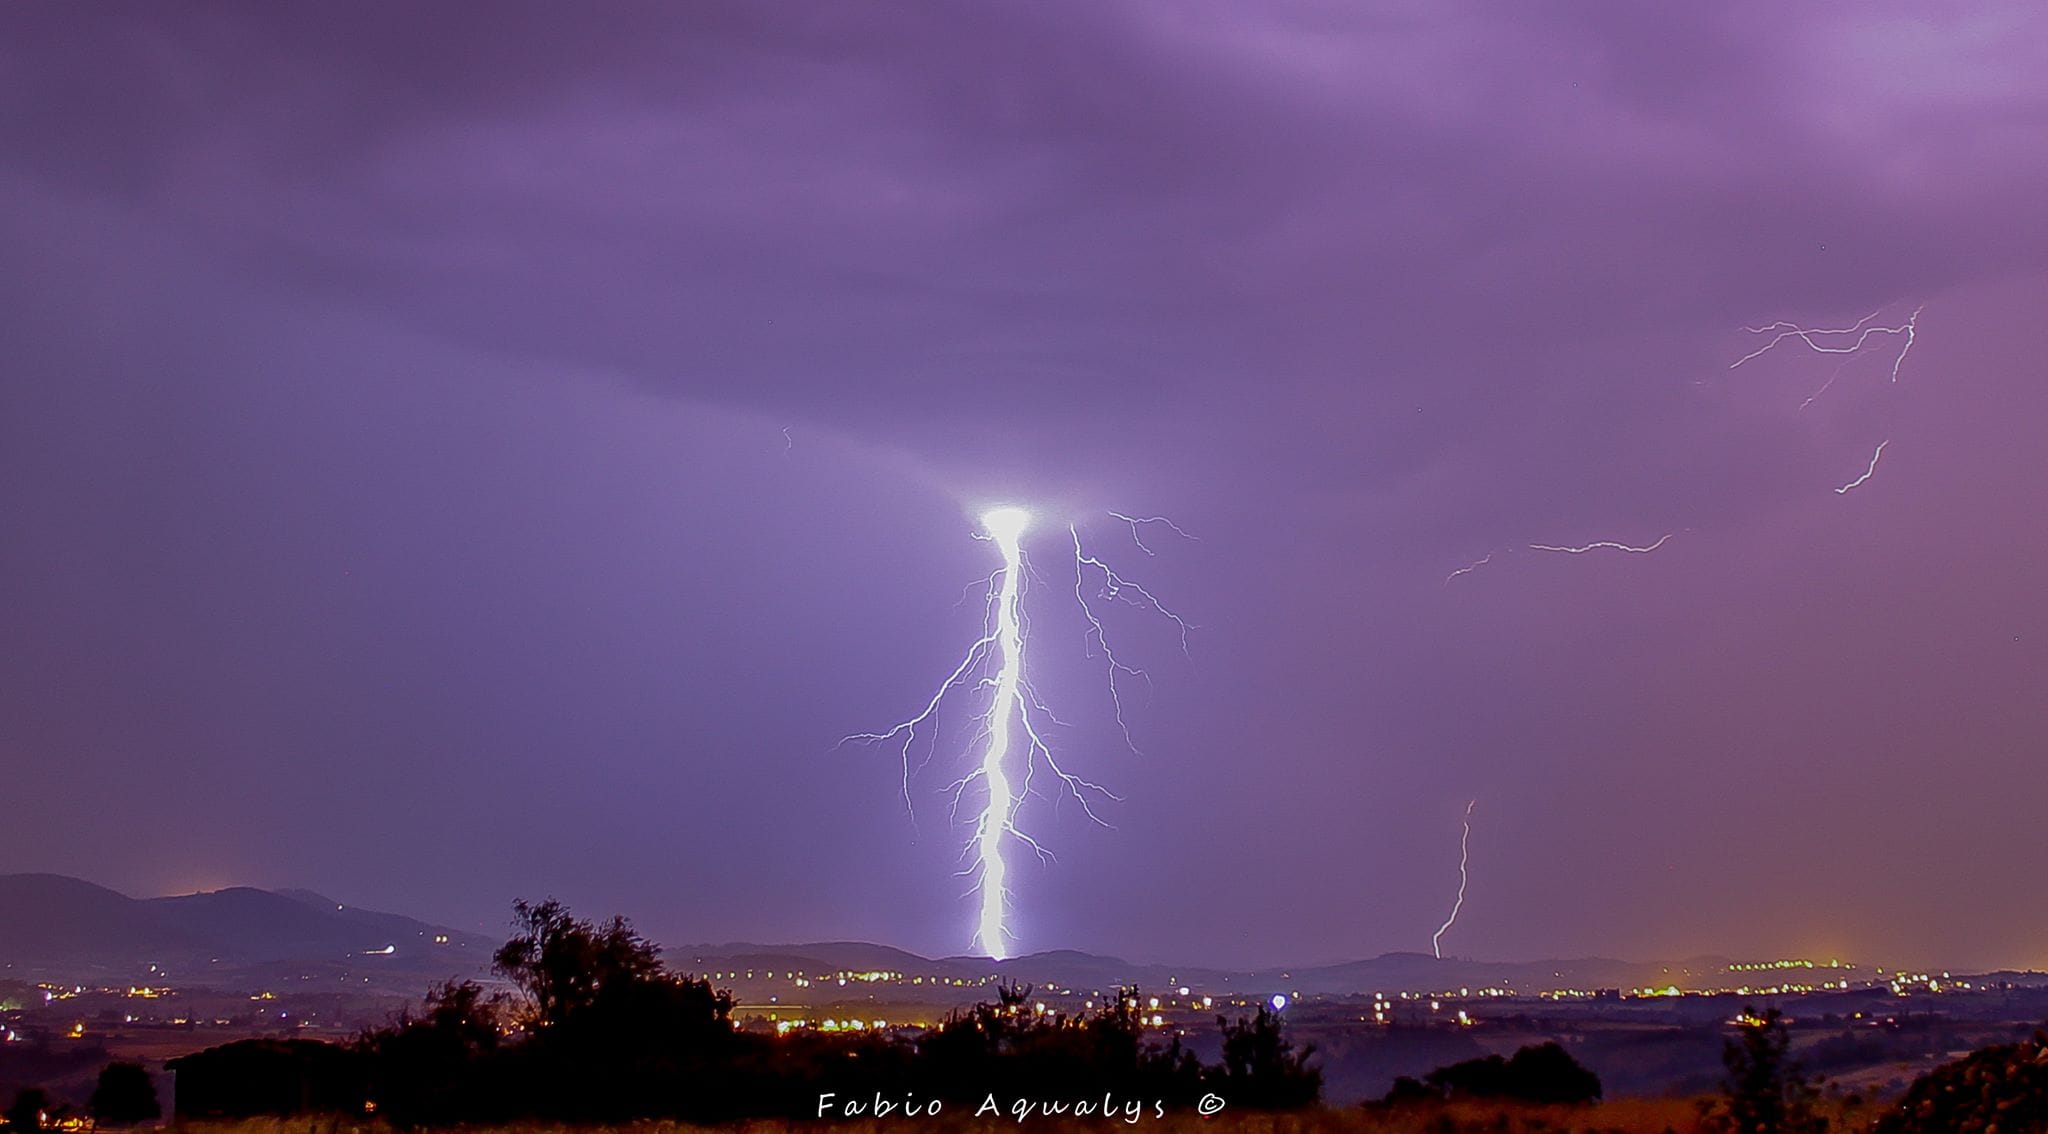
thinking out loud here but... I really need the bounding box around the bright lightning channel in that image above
[1527,533,1675,555]
[844,507,1189,959]
[970,506,1030,957]
[1432,800,1477,960]
[1834,440,1890,495]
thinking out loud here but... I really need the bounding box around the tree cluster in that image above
[1380,1040,1604,1107]
[3,1063,159,1133]
[344,899,1321,1124]
[1706,1006,1827,1134]
[1871,1029,2048,1134]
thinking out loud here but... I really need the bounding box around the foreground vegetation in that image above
[161,901,1319,1125]
[154,1098,1863,1134]
[10,900,2048,1132]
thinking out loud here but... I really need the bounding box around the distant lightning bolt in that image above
[1528,533,1675,555]
[1890,307,1923,381]
[1108,511,1200,556]
[1443,550,1502,586]
[845,507,1190,958]
[1834,439,1890,495]
[1432,800,1476,960]
[1729,304,1924,404]
[1797,358,1853,411]
[1728,305,1921,495]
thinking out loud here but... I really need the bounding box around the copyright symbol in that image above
[1196,1094,1225,1117]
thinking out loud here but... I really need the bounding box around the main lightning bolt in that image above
[843,507,1188,959]
[1432,800,1476,960]
[969,506,1030,956]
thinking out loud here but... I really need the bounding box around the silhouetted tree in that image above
[491,898,668,1030]
[1711,1007,1826,1134]
[913,986,1212,1107]
[484,899,735,1121]
[89,1062,161,1126]
[1502,1041,1604,1104]
[3,1089,48,1134]
[163,1038,366,1119]
[1410,1041,1602,1106]
[1379,1075,1437,1106]
[362,980,507,1127]
[915,981,1047,1093]
[353,901,1319,1124]
[1213,1005,1321,1109]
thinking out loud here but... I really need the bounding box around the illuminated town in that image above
[8,930,2047,1111]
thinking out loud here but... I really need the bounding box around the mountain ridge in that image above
[0,872,496,982]
[667,938,1755,997]
[5,873,1962,998]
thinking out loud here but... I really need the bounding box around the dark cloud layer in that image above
[2,2,2045,968]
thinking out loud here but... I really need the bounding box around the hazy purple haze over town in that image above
[2,2,2045,972]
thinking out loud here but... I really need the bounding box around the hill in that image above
[667,939,1701,1000]
[0,873,495,984]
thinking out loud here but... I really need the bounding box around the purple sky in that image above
[3,2,2046,970]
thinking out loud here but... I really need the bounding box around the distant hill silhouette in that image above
[668,939,1722,998]
[0,873,494,981]
[7,872,1916,1002]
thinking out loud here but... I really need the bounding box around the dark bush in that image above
[1387,1041,1603,1106]
[1872,1030,2048,1134]
[89,1062,161,1126]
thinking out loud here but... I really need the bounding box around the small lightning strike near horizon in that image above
[1432,800,1477,960]
[1835,440,1890,495]
[1528,533,1675,555]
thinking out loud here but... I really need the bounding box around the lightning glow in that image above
[1432,800,1476,960]
[1527,533,1675,555]
[1834,439,1890,495]
[844,506,1190,958]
